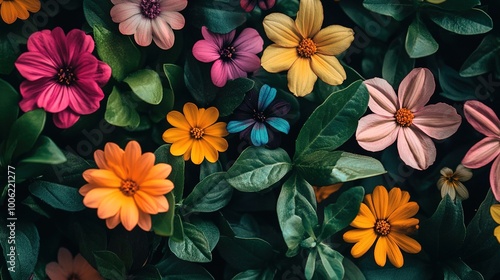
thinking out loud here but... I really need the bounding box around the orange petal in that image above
[79,183,95,196]
[391,218,419,230]
[314,25,354,56]
[183,102,199,128]
[124,141,142,174]
[261,45,298,73]
[350,230,377,258]
[140,179,174,196]
[387,187,403,215]
[97,193,123,219]
[131,152,155,184]
[204,122,229,137]
[295,0,323,38]
[167,110,192,130]
[351,203,376,229]
[138,210,152,231]
[120,197,139,231]
[364,193,376,217]
[388,201,419,222]
[134,191,159,214]
[104,142,127,180]
[386,236,404,268]
[143,163,172,181]
[19,0,41,12]
[198,106,219,129]
[154,195,170,212]
[263,13,301,47]
[190,140,205,165]
[374,236,388,267]
[57,247,74,274]
[343,228,373,243]
[94,149,109,170]
[169,137,193,157]
[106,212,121,229]
[389,232,421,254]
[372,185,389,219]
[83,188,121,208]
[82,169,122,188]
[287,57,317,97]
[45,262,67,280]
[162,128,191,143]
[202,135,228,152]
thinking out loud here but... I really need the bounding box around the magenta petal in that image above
[201,26,235,49]
[232,28,263,53]
[192,40,220,63]
[412,103,461,140]
[73,53,98,78]
[19,95,38,112]
[397,127,436,170]
[464,100,500,137]
[152,19,175,50]
[53,109,80,129]
[211,59,229,87]
[461,137,500,169]
[258,0,275,10]
[94,61,112,87]
[19,78,53,99]
[491,155,500,201]
[66,29,95,64]
[240,0,256,12]
[37,84,70,113]
[356,114,399,152]
[15,52,57,81]
[364,77,398,117]
[232,52,261,72]
[68,81,104,114]
[398,68,435,111]
[26,28,67,66]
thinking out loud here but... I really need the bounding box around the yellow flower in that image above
[45,247,104,280]
[490,204,500,243]
[80,140,174,231]
[313,183,342,203]
[437,164,472,201]
[261,0,354,97]
[162,102,229,165]
[343,186,421,268]
[0,0,40,24]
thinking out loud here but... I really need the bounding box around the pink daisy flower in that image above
[356,68,462,170]
[461,100,500,201]
[14,27,111,129]
[192,26,263,87]
[240,0,276,12]
[110,0,187,50]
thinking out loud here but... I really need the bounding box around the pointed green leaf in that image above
[124,69,163,105]
[168,222,212,263]
[151,192,175,236]
[460,34,500,77]
[187,1,247,34]
[305,249,317,280]
[156,255,214,280]
[362,0,416,21]
[382,36,415,87]
[405,15,439,58]
[317,244,344,280]
[94,250,127,280]
[19,136,66,165]
[5,109,46,163]
[105,86,140,128]
[28,180,85,211]
[215,78,254,117]
[427,8,492,35]
[217,236,275,271]
[282,215,306,255]
[183,172,233,214]
[83,0,116,30]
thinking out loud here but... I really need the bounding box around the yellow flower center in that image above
[120,179,139,196]
[190,127,205,139]
[395,108,414,127]
[375,219,391,236]
[297,38,317,58]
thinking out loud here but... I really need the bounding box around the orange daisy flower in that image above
[80,140,174,231]
[0,0,41,24]
[343,185,421,268]
[45,247,103,280]
[162,102,229,165]
[313,183,342,203]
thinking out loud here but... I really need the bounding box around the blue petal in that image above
[251,122,269,146]
[227,119,255,133]
[258,84,277,111]
[266,117,290,134]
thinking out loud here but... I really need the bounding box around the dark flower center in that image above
[140,0,161,19]
[56,67,76,86]
[375,219,391,236]
[68,273,80,280]
[220,46,236,61]
[190,127,205,139]
[297,38,317,58]
[120,179,139,196]
[253,110,266,122]
[395,108,414,127]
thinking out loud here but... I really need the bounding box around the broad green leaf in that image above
[105,86,140,128]
[382,36,415,88]
[5,109,46,163]
[184,54,217,106]
[294,80,369,160]
[163,64,184,93]
[187,1,247,34]
[94,25,141,81]
[405,15,439,58]
[21,195,52,218]
[317,244,344,280]
[232,268,276,280]
[427,8,492,35]
[19,136,66,165]
[295,151,386,186]
[0,79,19,135]
[0,35,18,75]
[200,160,222,181]
[44,151,93,187]
[28,180,85,211]
[183,172,233,214]
[154,144,185,202]
[442,258,483,280]
[305,249,317,280]
[282,215,306,255]
[94,251,127,280]
[460,34,500,77]
[226,147,292,192]
[124,69,163,105]
[168,222,212,263]
[156,255,214,280]
[438,63,480,101]
[215,78,255,117]
[170,214,184,242]
[343,257,366,280]
[151,192,176,236]
[191,219,220,252]
[83,0,116,30]
[362,0,416,21]
[149,88,175,123]
[217,236,276,271]
[431,0,480,11]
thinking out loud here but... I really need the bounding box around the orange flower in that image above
[80,140,174,231]
[0,0,40,24]
[490,204,500,243]
[45,247,103,280]
[343,186,421,268]
[313,183,342,203]
[162,102,229,165]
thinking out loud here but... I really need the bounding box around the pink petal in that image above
[240,0,256,12]
[134,19,153,46]
[356,114,399,151]
[232,28,263,54]
[66,29,95,65]
[364,77,398,117]
[68,81,104,114]
[398,68,435,111]
[73,53,98,78]
[26,28,67,66]
[19,97,38,112]
[15,52,57,81]
[110,3,140,23]
[201,26,235,49]
[36,84,69,113]
[258,0,275,10]
[119,15,143,35]
[95,61,112,87]
[160,11,185,30]
[397,127,436,170]
[53,109,81,129]
[192,40,220,63]
[412,103,461,140]
[464,100,500,137]
[160,0,188,12]
[461,137,500,168]
[210,59,246,87]
[232,52,261,72]
[491,155,500,201]
[152,19,175,50]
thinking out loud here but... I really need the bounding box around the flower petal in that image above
[204,122,229,137]
[314,25,354,55]
[356,114,399,152]
[134,19,153,46]
[83,169,122,187]
[310,53,346,86]
[455,164,473,182]
[351,203,376,229]
[464,100,500,137]
[386,237,404,268]
[192,39,220,63]
[202,135,228,152]
[201,26,234,49]
[233,28,263,53]
[19,0,41,12]
[461,137,500,168]
[349,230,377,258]
[388,202,419,222]
[152,18,175,50]
[295,0,323,38]
[140,179,174,196]
[397,127,436,170]
[412,103,461,140]
[490,204,500,224]
[374,236,388,267]
[455,182,469,200]
[251,122,269,146]
[191,140,205,164]
[106,212,121,229]
[83,188,121,209]
[364,78,398,116]
[167,110,192,130]
[398,68,435,111]
[232,52,261,73]
[183,102,199,128]
[389,232,421,254]
[53,109,80,129]
[66,29,95,62]
[169,137,193,157]
[343,228,373,243]
[227,119,255,133]
[263,13,301,47]
[287,57,317,97]
[160,11,185,30]
[56,247,74,274]
[68,81,104,114]
[198,106,219,129]
[137,210,152,231]
[118,14,142,35]
[97,193,123,219]
[211,60,246,87]
[15,52,58,81]
[36,83,70,113]
[110,3,140,23]
[134,191,159,214]
[261,45,298,73]
[267,117,290,134]
[120,197,139,231]
[372,185,389,219]
[160,0,187,12]
[45,262,68,280]
[200,139,219,163]
[162,128,190,143]
[491,155,500,201]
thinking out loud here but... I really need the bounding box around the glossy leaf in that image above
[432,0,480,11]
[28,180,84,211]
[5,109,46,163]
[105,86,140,128]
[427,8,492,35]
[200,160,222,181]
[232,268,276,280]
[217,236,276,271]
[382,36,415,88]
[405,15,439,58]
[442,258,483,280]
[154,144,185,202]
[184,54,218,106]
[94,250,127,280]
[163,63,185,94]
[183,172,233,214]
[0,79,19,135]
[460,34,500,77]
[19,136,66,165]
[156,255,214,280]
[151,192,176,236]
[168,222,212,263]
[83,0,115,30]
[187,0,247,34]
[317,243,344,280]
[438,63,480,101]
[191,219,220,251]
[362,0,416,21]
[343,257,366,280]
[124,69,163,105]
[215,78,255,117]
[282,215,306,255]
[305,249,317,280]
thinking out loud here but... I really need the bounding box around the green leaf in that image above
[83,0,116,30]
[171,214,184,242]
[317,243,344,280]
[442,258,483,280]
[93,25,141,81]
[232,268,276,280]
[226,147,292,192]
[5,109,46,163]
[94,251,127,280]
[427,8,492,35]
[0,35,18,75]
[156,255,214,280]
[105,86,141,128]
[343,257,366,280]
[151,192,176,236]
[460,34,500,77]
[187,1,247,34]
[437,62,479,101]
[124,69,163,105]
[295,151,386,186]
[28,180,85,211]
[419,195,466,259]
[131,265,161,280]
[282,215,306,255]
[184,54,218,106]
[319,186,364,241]
[294,80,369,160]
[217,236,276,271]
[305,249,317,280]
[74,220,107,267]
[382,36,415,88]
[200,160,222,181]
[190,219,220,252]
[215,78,255,117]
[405,15,439,58]
[150,88,175,123]
[362,0,416,21]
[21,195,52,218]
[311,64,365,102]
[431,0,480,11]
[0,79,19,136]
[183,172,233,214]
[154,144,185,202]
[19,136,66,165]
[168,222,212,263]
[163,64,185,93]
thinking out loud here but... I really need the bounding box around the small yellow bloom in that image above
[343,186,421,268]
[313,183,342,203]
[437,164,472,201]
[162,102,229,165]
[0,0,41,24]
[261,0,354,97]
[490,204,500,243]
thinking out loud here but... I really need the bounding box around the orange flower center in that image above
[375,219,391,236]
[190,127,205,139]
[395,108,414,127]
[297,38,317,58]
[120,179,139,196]
[56,67,76,86]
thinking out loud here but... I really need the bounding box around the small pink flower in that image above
[110,0,187,50]
[461,100,500,200]
[240,0,276,12]
[356,68,462,170]
[15,27,111,129]
[192,26,263,87]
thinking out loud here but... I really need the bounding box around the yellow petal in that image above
[314,25,354,56]
[203,135,228,152]
[386,236,404,268]
[295,0,323,38]
[191,140,205,165]
[162,128,191,143]
[350,230,377,258]
[389,232,421,254]
[351,203,376,229]
[373,185,389,219]
[167,110,192,130]
[198,106,219,129]
[494,226,500,243]
[490,204,500,224]
[169,137,193,157]
[183,102,199,128]
[310,53,346,86]
[261,45,298,73]
[287,57,317,97]
[343,228,373,243]
[387,187,403,215]
[204,122,229,137]
[120,197,139,231]
[388,201,419,222]
[263,13,301,47]
[374,236,388,267]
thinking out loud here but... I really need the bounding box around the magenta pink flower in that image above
[192,26,263,87]
[240,0,276,12]
[356,68,462,170]
[461,100,500,200]
[15,27,111,129]
[110,0,187,50]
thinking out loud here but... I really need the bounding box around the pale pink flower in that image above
[14,27,111,129]
[45,247,103,280]
[356,68,462,170]
[110,0,187,50]
[192,26,263,87]
[461,100,500,201]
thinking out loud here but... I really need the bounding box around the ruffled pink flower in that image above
[110,0,187,50]
[240,0,275,12]
[14,27,111,129]
[192,26,263,87]
[461,100,500,201]
[356,68,462,170]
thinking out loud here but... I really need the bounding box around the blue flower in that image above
[227,84,291,147]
